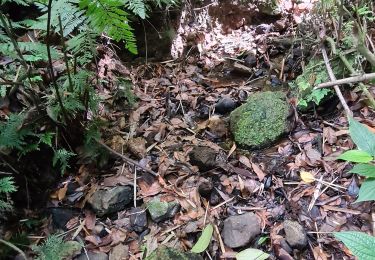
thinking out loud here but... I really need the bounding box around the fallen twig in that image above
[97,140,159,176]
[321,46,352,116]
[315,72,375,89]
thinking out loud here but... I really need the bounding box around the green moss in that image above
[229,91,290,149]
[145,246,203,260]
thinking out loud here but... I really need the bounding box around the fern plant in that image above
[0,177,17,212]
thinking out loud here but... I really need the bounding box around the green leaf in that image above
[338,150,373,163]
[236,248,270,260]
[334,231,375,260]
[349,117,375,156]
[356,178,375,202]
[350,164,375,177]
[191,224,213,253]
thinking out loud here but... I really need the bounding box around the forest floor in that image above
[2,1,375,260]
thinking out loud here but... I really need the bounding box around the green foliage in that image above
[0,113,33,150]
[236,248,270,260]
[334,231,375,260]
[67,28,97,66]
[337,118,375,202]
[80,0,138,54]
[53,149,76,175]
[0,177,17,212]
[32,234,82,260]
[338,150,373,163]
[191,224,213,253]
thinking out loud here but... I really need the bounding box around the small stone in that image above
[129,207,148,233]
[145,246,203,260]
[88,186,133,216]
[209,191,221,206]
[283,220,308,249]
[215,97,236,114]
[232,62,253,75]
[189,146,217,171]
[222,213,261,248]
[49,207,79,230]
[147,197,180,223]
[244,54,257,67]
[255,24,271,34]
[77,251,108,260]
[198,181,213,199]
[127,137,147,158]
[109,243,128,260]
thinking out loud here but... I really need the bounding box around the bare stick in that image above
[321,46,352,116]
[97,141,158,176]
[315,72,375,89]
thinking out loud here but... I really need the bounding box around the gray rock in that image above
[147,197,180,223]
[145,246,203,260]
[76,251,108,260]
[88,186,133,216]
[130,207,148,232]
[222,213,261,248]
[109,244,128,260]
[284,220,308,249]
[215,97,236,114]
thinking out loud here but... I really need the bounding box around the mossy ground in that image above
[229,91,290,149]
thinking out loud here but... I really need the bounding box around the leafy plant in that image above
[337,117,375,202]
[32,234,82,260]
[191,224,213,253]
[334,231,375,260]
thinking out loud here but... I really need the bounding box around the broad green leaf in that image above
[191,224,213,253]
[338,150,373,163]
[334,231,375,260]
[350,164,375,177]
[236,248,269,260]
[356,178,375,202]
[349,117,375,156]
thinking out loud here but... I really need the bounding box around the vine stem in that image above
[0,239,27,260]
[46,0,69,123]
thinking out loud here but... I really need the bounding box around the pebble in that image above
[215,97,236,114]
[283,220,308,249]
[129,207,148,233]
[222,213,261,248]
[189,146,217,171]
[147,197,180,223]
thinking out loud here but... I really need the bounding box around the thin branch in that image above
[321,46,352,116]
[46,0,69,123]
[97,141,159,177]
[315,72,375,89]
[58,15,73,92]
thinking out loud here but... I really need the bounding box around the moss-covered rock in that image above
[229,91,291,149]
[147,197,180,222]
[145,247,203,260]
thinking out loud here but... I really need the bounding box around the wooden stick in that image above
[321,46,352,116]
[315,72,375,89]
[97,141,158,176]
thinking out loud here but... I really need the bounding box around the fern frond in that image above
[53,149,75,175]
[0,177,17,194]
[0,0,31,6]
[124,0,146,19]
[67,28,97,65]
[32,234,82,260]
[29,0,86,37]
[0,41,60,62]
[80,0,138,54]
[0,113,33,150]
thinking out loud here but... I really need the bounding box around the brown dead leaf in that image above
[127,137,147,158]
[138,179,162,197]
[251,162,266,181]
[57,183,68,201]
[84,210,96,231]
[239,155,252,168]
[103,175,132,186]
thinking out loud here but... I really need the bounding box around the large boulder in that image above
[229,91,291,149]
